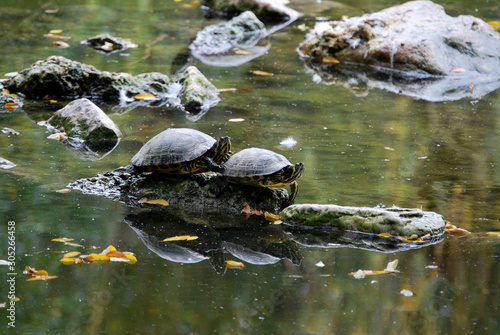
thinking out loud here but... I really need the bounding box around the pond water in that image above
[1,0,500,334]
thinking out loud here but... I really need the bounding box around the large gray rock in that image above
[190,11,269,66]
[280,204,446,236]
[4,56,220,113]
[298,0,500,101]
[47,98,122,140]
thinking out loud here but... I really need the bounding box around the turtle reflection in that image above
[124,210,302,275]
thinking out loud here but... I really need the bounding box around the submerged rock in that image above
[298,0,500,101]
[191,11,266,56]
[4,56,220,113]
[67,169,289,215]
[47,98,122,140]
[280,204,446,236]
[80,34,137,54]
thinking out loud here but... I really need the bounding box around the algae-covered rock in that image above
[67,169,289,215]
[280,204,446,236]
[47,98,122,140]
[177,66,220,113]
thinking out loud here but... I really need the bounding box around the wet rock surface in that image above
[3,56,220,112]
[80,33,136,53]
[280,204,446,236]
[176,66,221,113]
[47,98,122,140]
[67,169,290,215]
[298,0,500,101]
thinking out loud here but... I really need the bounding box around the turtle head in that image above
[212,136,231,164]
[282,162,305,183]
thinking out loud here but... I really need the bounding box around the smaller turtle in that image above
[126,128,231,175]
[221,148,304,205]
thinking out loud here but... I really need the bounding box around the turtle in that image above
[126,128,231,175]
[221,148,304,205]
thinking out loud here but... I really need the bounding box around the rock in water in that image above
[280,204,446,236]
[298,0,500,101]
[177,66,220,113]
[47,98,122,140]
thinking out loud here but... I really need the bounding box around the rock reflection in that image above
[125,208,444,275]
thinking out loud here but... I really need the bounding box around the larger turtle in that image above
[126,128,231,175]
[221,148,304,205]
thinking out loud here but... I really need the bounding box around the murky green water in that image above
[1,1,500,334]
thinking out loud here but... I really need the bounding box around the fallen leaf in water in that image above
[487,20,500,30]
[52,41,70,48]
[63,251,81,258]
[451,68,466,73]
[100,245,116,255]
[487,231,500,237]
[264,211,280,222]
[45,9,59,14]
[134,92,157,101]
[64,242,85,247]
[228,118,245,122]
[60,257,80,265]
[4,102,20,110]
[24,266,58,281]
[323,56,340,64]
[218,88,238,92]
[226,260,244,270]
[52,237,74,242]
[400,289,414,297]
[378,232,392,238]
[62,245,137,264]
[47,132,68,142]
[445,222,470,235]
[162,235,199,242]
[55,188,71,193]
[50,29,63,34]
[349,259,399,279]
[145,199,169,206]
[384,146,394,151]
[251,70,274,76]
[44,33,71,40]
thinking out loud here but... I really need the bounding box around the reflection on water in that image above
[1,0,500,334]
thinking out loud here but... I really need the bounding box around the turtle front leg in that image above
[202,156,225,172]
[287,181,299,206]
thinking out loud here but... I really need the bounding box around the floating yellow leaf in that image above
[487,20,500,30]
[218,88,238,92]
[4,102,20,110]
[43,33,71,40]
[63,251,81,258]
[24,266,57,281]
[145,199,169,206]
[65,242,85,247]
[134,92,157,101]
[162,235,199,242]
[384,146,395,151]
[50,29,63,34]
[234,49,251,55]
[384,259,399,272]
[101,245,117,255]
[47,132,68,142]
[226,260,244,270]
[123,253,137,263]
[349,259,399,279]
[228,118,245,122]
[487,232,500,237]
[60,257,78,265]
[52,41,70,48]
[251,70,274,76]
[323,56,340,64]
[264,211,280,222]
[27,275,58,281]
[378,232,392,238]
[56,188,71,193]
[52,237,75,242]
[89,253,110,260]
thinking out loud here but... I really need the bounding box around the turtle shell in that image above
[223,148,292,177]
[131,128,216,166]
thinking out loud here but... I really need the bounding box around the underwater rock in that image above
[176,66,220,113]
[67,169,289,215]
[280,204,446,236]
[80,33,137,53]
[298,0,500,101]
[47,98,122,140]
[3,56,220,112]
[201,0,299,22]
[190,10,266,57]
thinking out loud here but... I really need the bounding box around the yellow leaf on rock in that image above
[487,21,500,30]
[323,56,340,64]
[4,102,20,110]
[226,260,244,270]
[264,211,280,222]
[134,92,157,101]
[47,132,68,142]
[162,235,199,242]
[145,199,169,206]
[251,70,274,76]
